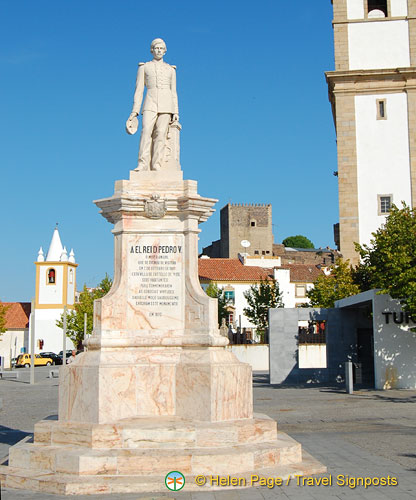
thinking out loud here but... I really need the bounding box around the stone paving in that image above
[0,368,415,499]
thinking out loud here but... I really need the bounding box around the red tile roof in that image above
[198,259,273,282]
[2,302,31,329]
[279,264,322,282]
[198,259,322,283]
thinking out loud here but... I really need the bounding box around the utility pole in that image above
[62,306,67,365]
[30,298,35,385]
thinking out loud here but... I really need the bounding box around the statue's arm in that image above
[126,64,144,134]
[131,63,145,116]
[171,66,179,121]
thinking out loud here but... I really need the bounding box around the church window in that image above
[367,0,388,17]
[378,194,392,214]
[377,99,387,119]
[47,268,56,284]
[254,250,259,255]
[69,268,74,284]
[250,221,256,227]
[224,290,235,305]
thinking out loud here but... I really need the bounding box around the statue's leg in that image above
[136,111,157,171]
[151,113,171,171]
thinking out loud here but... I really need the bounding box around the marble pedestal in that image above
[0,170,325,494]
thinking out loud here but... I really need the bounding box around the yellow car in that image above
[15,354,54,368]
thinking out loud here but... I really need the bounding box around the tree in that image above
[0,301,9,336]
[355,203,416,318]
[205,282,227,324]
[282,235,314,249]
[306,259,361,308]
[243,279,283,335]
[57,274,113,349]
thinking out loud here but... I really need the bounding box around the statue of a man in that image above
[126,38,179,171]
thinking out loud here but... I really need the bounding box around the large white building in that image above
[33,227,77,354]
[326,0,416,264]
[198,255,322,329]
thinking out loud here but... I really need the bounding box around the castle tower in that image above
[326,0,416,264]
[220,203,273,258]
[34,227,77,353]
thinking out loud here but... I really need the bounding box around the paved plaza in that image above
[0,367,415,499]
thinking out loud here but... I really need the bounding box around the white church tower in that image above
[34,227,78,353]
[326,0,416,264]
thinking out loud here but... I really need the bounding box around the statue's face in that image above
[152,43,166,60]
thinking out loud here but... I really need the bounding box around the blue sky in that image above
[0,0,338,301]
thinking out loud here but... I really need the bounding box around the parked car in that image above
[58,350,75,362]
[39,352,62,365]
[15,354,54,368]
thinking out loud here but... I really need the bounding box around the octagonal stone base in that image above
[0,414,326,495]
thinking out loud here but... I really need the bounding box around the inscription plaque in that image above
[127,235,184,327]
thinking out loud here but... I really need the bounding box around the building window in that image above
[295,284,306,298]
[378,194,392,215]
[250,220,256,227]
[262,250,265,255]
[47,268,56,284]
[254,250,259,255]
[377,99,387,120]
[69,268,74,284]
[227,312,234,325]
[367,0,388,17]
[224,290,235,305]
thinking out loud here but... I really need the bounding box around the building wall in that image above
[67,267,76,306]
[274,268,313,308]
[333,93,360,263]
[348,21,410,70]
[0,329,28,368]
[37,265,64,305]
[226,345,269,371]
[346,0,408,20]
[200,281,257,329]
[33,308,75,354]
[355,92,412,247]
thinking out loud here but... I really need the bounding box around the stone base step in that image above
[0,450,326,495]
[9,433,302,475]
[34,413,277,449]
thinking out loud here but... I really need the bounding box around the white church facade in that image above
[33,227,77,354]
[327,0,416,264]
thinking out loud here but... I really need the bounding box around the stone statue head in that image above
[150,38,167,58]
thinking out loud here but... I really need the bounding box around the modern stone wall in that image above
[269,307,360,385]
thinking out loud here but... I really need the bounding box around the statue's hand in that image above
[126,112,139,135]
[172,114,179,122]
